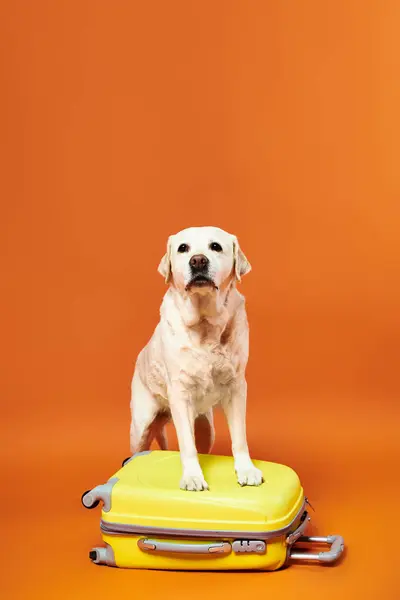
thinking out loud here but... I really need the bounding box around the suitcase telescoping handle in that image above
[289,535,344,564]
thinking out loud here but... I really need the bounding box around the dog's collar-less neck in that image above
[168,284,234,330]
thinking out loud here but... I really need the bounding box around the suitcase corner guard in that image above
[81,477,119,512]
[121,450,152,467]
[89,544,116,567]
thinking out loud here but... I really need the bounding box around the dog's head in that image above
[158,226,251,294]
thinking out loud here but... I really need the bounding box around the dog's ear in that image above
[232,236,251,282]
[158,236,172,283]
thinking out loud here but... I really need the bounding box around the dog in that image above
[129,226,263,491]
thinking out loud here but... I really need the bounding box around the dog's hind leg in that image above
[194,409,215,454]
[129,369,166,453]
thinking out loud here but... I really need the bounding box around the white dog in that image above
[129,226,263,491]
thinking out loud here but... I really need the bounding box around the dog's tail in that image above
[148,411,169,451]
[154,426,168,450]
[146,411,215,453]
[194,413,215,454]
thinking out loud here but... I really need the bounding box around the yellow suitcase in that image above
[81,451,344,571]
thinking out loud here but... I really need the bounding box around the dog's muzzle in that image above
[185,274,217,290]
[186,254,217,290]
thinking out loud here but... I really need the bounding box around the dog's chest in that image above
[178,342,236,412]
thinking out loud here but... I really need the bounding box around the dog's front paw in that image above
[236,465,263,486]
[235,458,264,487]
[180,473,209,492]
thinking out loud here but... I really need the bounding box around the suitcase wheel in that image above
[89,550,98,562]
[81,490,100,509]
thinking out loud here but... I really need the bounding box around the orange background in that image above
[1,1,400,598]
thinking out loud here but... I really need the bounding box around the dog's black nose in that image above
[190,254,209,271]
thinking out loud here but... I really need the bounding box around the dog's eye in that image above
[210,242,223,252]
[178,243,189,253]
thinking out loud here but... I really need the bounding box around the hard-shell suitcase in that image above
[82,450,344,571]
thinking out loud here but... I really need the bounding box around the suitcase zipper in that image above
[100,499,307,541]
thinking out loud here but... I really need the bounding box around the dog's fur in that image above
[129,226,263,491]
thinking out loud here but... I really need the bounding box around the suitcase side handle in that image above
[289,535,345,564]
[138,538,232,555]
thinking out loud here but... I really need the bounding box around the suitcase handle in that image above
[138,538,232,555]
[289,535,344,564]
